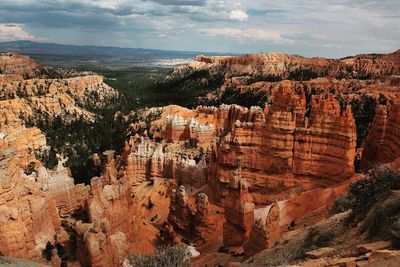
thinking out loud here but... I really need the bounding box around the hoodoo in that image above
[223,166,254,247]
[1,49,400,266]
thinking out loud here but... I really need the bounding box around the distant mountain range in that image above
[0,41,233,68]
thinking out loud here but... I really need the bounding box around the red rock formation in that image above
[163,115,189,142]
[193,193,224,245]
[244,204,280,258]
[293,95,357,180]
[37,165,89,217]
[0,56,118,128]
[75,175,161,267]
[1,50,399,266]
[163,115,215,145]
[102,150,118,185]
[223,168,254,247]
[277,180,351,229]
[0,173,61,262]
[191,50,400,80]
[208,89,357,204]
[123,137,208,188]
[361,103,400,168]
[167,187,223,245]
[168,185,195,236]
[0,53,55,82]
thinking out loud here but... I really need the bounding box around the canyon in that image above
[0,50,400,266]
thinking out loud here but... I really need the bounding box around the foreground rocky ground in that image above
[0,51,400,266]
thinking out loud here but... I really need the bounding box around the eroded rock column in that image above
[223,167,254,247]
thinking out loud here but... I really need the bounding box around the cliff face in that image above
[293,95,356,179]
[0,177,61,261]
[205,89,356,204]
[0,54,122,266]
[0,53,59,82]
[0,74,118,128]
[223,168,254,247]
[123,137,208,188]
[361,103,400,168]
[190,50,400,80]
[134,92,356,207]
[75,177,135,267]
[244,203,280,258]
[1,50,399,266]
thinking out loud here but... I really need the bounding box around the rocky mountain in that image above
[189,50,400,80]
[0,51,400,267]
[0,40,234,68]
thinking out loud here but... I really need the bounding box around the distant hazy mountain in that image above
[0,40,230,68]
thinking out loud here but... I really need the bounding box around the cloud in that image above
[146,0,206,6]
[0,23,44,41]
[199,27,293,44]
[0,0,398,57]
[229,10,248,21]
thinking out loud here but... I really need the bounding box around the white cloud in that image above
[199,27,293,44]
[1,0,399,56]
[229,9,248,21]
[0,23,44,41]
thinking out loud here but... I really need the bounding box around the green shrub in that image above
[218,246,229,253]
[127,246,190,267]
[252,245,305,267]
[303,228,333,249]
[331,195,352,214]
[0,256,12,264]
[347,167,400,222]
[361,190,400,244]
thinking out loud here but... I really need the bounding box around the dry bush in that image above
[127,246,190,267]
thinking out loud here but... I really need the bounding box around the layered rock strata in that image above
[361,103,400,168]
[188,50,400,80]
[0,53,57,82]
[244,203,280,258]
[163,115,215,146]
[167,185,224,245]
[223,168,254,247]
[293,95,357,179]
[207,89,357,203]
[123,137,208,188]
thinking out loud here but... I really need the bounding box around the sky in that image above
[0,0,399,58]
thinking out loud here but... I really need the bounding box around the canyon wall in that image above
[190,50,400,80]
[0,53,58,82]
[1,50,399,266]
[361,103,400,168]
[202,88,357,204]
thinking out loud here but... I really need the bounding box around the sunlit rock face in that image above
[163,115,215,146]
[0,53,56,82]
[0,53,119,265]
[244,203,280,258]
[193,192,224,244]
[223,168,254,247]
[0,176,61,261]
[293,94,357,180]
[122,137,208,189]
[190,50,400,80]
[1,50,400,267]
[75,177,136,267]
[207,88,357,204]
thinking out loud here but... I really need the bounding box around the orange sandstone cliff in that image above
[0,50,400,267]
